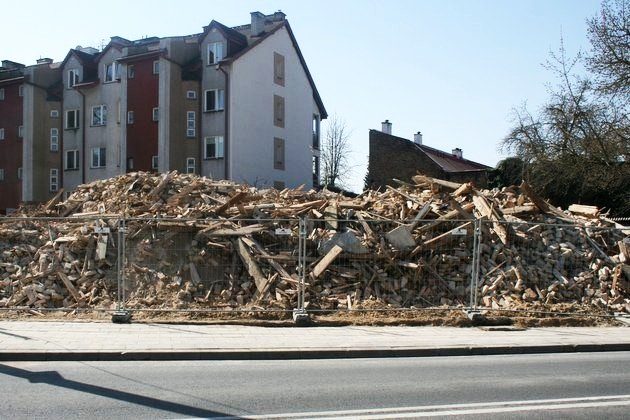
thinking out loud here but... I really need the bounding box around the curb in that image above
[2,343,630,361]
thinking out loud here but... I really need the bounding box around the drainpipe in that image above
[218,64,229,180]
[77,88,87,183]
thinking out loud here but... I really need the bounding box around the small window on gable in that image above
[68,69,80,88]
[273,181,285,190]
[65,150,79,170]
[204,89,224,112]
[18,85,24,97]
[50,128,59,151]
[152,60,159,75]
[186,111,195,137]
[17,167,22,180]
[273,95,285,128]
[91,147,106,168]
[18,125,23,139]
[91,105,107,126]
[204,136,224,159]
[186,157,196,174]
[0,88,4,100]
[65,109,80,129]
[207,42,224,65]
[274,52,285,86]
[186,90,197,99]
[0,128,4,140]
[152,107,159,121]
[274,137,285,170]
[50,109,59,118]
[0,169,4,181]
[128,64,135,79]
[50,169,59,192]
[127,110,134,124]
[152,155,158,170]
[104,62,120,82]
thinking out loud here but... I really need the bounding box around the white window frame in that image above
[128,64,135,79]
[18,85,24,97]
[104,62,120,82]
[0,128,4,140]
[0,88,4,100]
[186,90,197,99]
[151,155,158,170]
[207,42,224,65]
[17,167,22,180]
[91,147,106,168]
[50,128,59,151]
[18,125,23,138]
[186,111,195,137]
[152,60,159,74]
[68,69,80,88]
[0,169,4,181]
[204,89,225,112]
[91,105,107,126]
[50,109,59,118]
[65,109,80,129]
[186,157,196,174]
[127,110,134,124]
[50,169,59,192]
[152,107,159,121]
[65,149,79,170]
[204,136,224,159]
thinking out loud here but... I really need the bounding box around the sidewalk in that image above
[0,321,629,361]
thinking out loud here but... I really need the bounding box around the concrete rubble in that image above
[0,171,628,315]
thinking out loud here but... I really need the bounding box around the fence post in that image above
[468,218,482,316]
[112,216,131,323]
[293,216,310,325]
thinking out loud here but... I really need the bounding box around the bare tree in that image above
[321,114,352,188]
[586,0,630,97]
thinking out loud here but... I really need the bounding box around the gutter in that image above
[76,88,87,183]
[218,63,229,179]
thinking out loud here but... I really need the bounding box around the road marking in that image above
[216,394,630,419]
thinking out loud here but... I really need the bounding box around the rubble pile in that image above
[0,171,628,315]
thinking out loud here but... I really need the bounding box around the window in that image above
[186,111,195,137]
[17,167,22,180]
[91,147,106,168]
[207,42,224,65]
[68,69,80,88]
[0,169,4,181]
[186,90,197,99]
[152,60,159,74]
[50,128,59,151]
[128,65,135,79]
[104,62,120,82]
[312,155,320,187]
[312,115,320,149]
[18,125,23,138]
[204,136,224,159]
[127,157,134,171]
[152,107,159,121]
[186,157,195,174]
[0,88,4,100]
[0,128,4,140]
[65,109,80,129]
[274,137,285,170]
[65,149,79,170]
[273,181,285,190]
[274,52,285,86]
[273,95,285,128]
[127,110,134,124]
[204,89,224,112]
[50,169,59,192]
[91,105,107,126]
[152,155,158,170]
[18,85,24,97]
[50,109,59,118]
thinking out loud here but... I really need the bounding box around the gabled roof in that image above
[200,20,248,46]
[98,36,132,60]
[223,20,327,119]
[60,48,99,69]
[369,129,490,173]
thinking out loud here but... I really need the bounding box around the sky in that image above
[2,0,603,192]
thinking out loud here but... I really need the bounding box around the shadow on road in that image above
[0,363,241,418]
[0,327,32,340]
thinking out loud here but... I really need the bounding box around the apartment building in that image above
[0,10,326,212]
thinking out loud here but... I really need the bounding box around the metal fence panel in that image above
[301,217,476,312]
[475,220,629,312]
[122,217,301,316]
[0,216,121,313]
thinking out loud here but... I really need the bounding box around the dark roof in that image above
[369,129,490,173]
[201,20,248,46]
[224,21,327,119]
[98,36,132,60]
[60,49,99,68]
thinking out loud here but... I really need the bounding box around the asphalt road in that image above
[0,352,629,419]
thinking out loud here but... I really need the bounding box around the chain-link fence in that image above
[0,215,628,319]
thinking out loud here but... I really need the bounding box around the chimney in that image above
[414,131,423,145]
[36,58,53,65]
[452,148,463,159]
[381,119,392,135]
[250,11,266,37]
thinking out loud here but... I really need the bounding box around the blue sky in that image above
[3,0,602,192]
